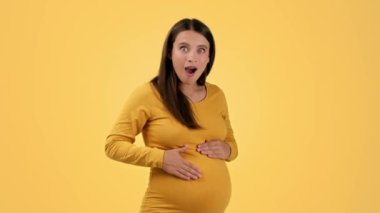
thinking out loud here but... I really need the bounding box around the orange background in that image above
[1,1,379,212]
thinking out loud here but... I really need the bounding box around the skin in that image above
[162,30,231,181]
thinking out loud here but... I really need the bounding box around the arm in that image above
[223,105,238,162]
[105,85,202,180]
[105,104,201,178]
[196,88,238,161]
[105,86,164,168]
[220,89,238,161]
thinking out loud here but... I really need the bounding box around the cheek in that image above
[200,55,210,65]
[171,52,185,65]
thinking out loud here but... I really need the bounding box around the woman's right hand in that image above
[162,145,202,180]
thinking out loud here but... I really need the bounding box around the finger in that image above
[198,146,218,155]
[182,161,202,177]
[185,170,199,180]
[175,170,191,180]
[197,146,222,158]
[198,149,213,155]
[197,143,214,152]
[203,140,220,145]
[207,153,220,159]
[197,141,208,148]
[198,140,222,149]
[197,144,212,152]
[207,141,224,148]
[209,150,229,159]
[177,168,198,180]
[205,142,228,153]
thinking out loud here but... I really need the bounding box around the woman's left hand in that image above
[196,140,231,160]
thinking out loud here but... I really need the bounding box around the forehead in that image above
[174,30,210,47]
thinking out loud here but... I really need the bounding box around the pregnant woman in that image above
[105,18,238,213]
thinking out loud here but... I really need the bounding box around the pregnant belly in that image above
[141,151,231,213]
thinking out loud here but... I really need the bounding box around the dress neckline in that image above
[186,83,208,105]
[149,81,209,105]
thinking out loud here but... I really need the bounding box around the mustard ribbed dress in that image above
[105,82,238,213]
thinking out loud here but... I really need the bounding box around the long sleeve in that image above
[105,85,165,168]
[220,91,238,162]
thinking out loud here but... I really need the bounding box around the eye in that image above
[179,46,188,52]
[197,48,206,54]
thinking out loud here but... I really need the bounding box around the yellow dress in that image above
[105,82,238,213]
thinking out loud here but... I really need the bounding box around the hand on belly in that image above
[196,139,231,160]
[149,154,231,212]
[162,144,202,180]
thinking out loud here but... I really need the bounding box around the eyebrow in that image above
[177,42,209,49]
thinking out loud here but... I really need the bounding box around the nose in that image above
[187,50,198,62]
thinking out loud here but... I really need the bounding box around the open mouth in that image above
[185,66,197,74]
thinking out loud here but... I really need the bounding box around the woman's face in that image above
[171,30,210,86]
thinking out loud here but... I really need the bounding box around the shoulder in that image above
[130,82,153,96]
[127,82,160,105]
[206,82,230,114]
[206,82,226,99]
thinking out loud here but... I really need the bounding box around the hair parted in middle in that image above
[151,18,216,129]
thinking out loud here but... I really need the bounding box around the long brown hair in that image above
[151,18,216,129]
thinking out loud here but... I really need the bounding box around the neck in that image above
[179,83,201,94]
[179,82,207,103]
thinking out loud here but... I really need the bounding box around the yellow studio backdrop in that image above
[1,0,379,212]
